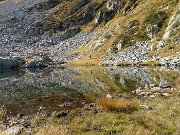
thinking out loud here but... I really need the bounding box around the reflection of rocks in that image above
[106,67,180,87]
[0,67,179,115]
[0,68,94,113]
[0,58,16,69]
[107,67,153,85]
[132,84,179,97]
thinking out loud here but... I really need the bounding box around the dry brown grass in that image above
[35,124,67,135]
[175,77,180,90]
[68,0,179,65]
[0,106,7,135]
[0,130,7,135]
[0,106,6,122]
[96,97,138,112]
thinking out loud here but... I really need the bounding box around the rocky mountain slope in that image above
[0,0,179,68]
[68,0,180,66]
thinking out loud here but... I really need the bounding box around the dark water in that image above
[0,66,179,116]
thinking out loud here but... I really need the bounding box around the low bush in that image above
[104,34,112,39]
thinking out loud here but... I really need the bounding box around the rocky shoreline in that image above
[0,0,97,69]
[103,41,180,67]
[1,86,180,135]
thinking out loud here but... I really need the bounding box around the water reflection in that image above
[0,66,179,116]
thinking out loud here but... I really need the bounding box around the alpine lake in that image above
[0,66,179,117]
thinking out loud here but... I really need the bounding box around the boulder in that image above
[60,27,80,40]
[42,23,50,32]
[80,8,93,24]
[6,126,21,135]
[0,58,17,69]
[159,81,171,89]
[27,29,35,36]
[35,0,59,10]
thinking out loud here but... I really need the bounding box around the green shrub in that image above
[104,34,112,39]
[172,21,180,29]
[112,34,131,45]
[144,11,167,27]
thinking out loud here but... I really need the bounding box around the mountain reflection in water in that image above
[0,66,179,116]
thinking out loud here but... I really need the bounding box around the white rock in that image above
[106,94,112,98]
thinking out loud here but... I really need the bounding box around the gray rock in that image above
[27,29,35,36]
[159,82,171,89]
[107,0,117,10]
[0,58,16,69]
[6,126,21,135]
[42,23,50,32]
[161,93,169,97]
[71,0,90,13]
[34,28,40,35]
[60,27,80,40]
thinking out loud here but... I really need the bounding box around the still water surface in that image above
[0,66,179,116]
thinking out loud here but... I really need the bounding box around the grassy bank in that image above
[1,95,180,135]
[27,95,180,135]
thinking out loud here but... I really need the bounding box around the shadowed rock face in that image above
[31,0,60,10]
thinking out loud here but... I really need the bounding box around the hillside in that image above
[0,0,179,68]
[66,0,180,66]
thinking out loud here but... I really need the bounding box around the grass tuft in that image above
[35,124,67,135]
[96,97,138,112]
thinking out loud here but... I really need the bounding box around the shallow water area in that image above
[0,66,179,117]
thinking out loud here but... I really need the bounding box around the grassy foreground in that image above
[1,95,180,135]
[68,96,180,135]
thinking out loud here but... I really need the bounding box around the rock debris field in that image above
[0,0,95,62]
